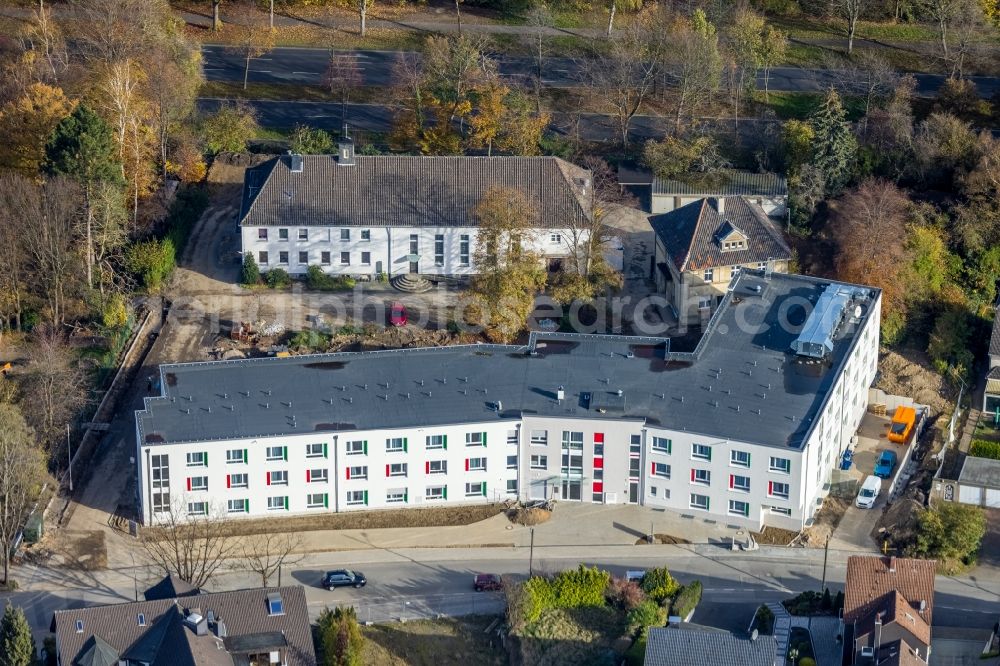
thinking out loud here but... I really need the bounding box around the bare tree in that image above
[141,498,238,589]
[212,0,223,31]
[70,0,171,64]
[524,5,553,112]
[0,404,47,586]
[832,0,869,54]
[21,3,69,82]
[358,0,374,37]
[21,326,89,451]
[917,0,979,60]
[587,19,661,149]
[239,532,303,587]
[144,42,202,180]
[455,0,463,34]
[0,176,31,335]
[325,52,364,133]
[661,8,721,131]
[607,0,642,38]
[228,4,276,91]
[831,51,898,127]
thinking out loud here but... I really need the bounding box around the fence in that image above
[344,592,506,625]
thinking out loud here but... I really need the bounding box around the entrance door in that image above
[561,480,581,501]
[375,260,383,276]
[628,482,639,504]
[409,234,419,273]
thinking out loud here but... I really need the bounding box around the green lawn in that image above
[763,92,866,121]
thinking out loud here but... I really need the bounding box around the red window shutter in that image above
[729,475,734,489]
[593,481,603,492]
[425,461,430,474]
[690,469,695,482]
[768,481,773,495]
[226,475,231,489]
[651,463,656,475]
[187,478,192,491]
[385,464,390,477]
[306,469,311,482]
[266,472,271,486]
[594,433,604,443]
[465,459,470,471]
[594,458,603,469]
[346,468,351,480]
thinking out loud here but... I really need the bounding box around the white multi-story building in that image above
[238,145,610,279]
[135,271,881,531]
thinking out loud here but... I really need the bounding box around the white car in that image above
[856,475,882,509]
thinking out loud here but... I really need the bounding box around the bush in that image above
[670,581,702,620]
[519,565,612,624]
[640,567,680,604]
[264,268,292,289]
[201,101,259,155]
[798,658,816,666]
[910,502,986,566]
[288,329,331,351]
[626,600,666,634]
[521,577,557,624]
[753,605,774,634]
[934,78,981,117]
[305,265,356,291]
[241,252,261,286]
[970,439,1000,460]
[607,577,647,611]
[290,124,335,154]
[127,238,176,291]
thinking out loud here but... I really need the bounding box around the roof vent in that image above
[556,386,565,402]
[337,137,355,166]
[289,152,303,173]
[919,599,926,612]
[750,628,758,642]
[715,197,725,215]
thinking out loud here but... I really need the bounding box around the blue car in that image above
[874,450,897,479]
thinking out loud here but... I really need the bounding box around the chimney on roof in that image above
[714,197,725,215]
[888,556,896,572]
[288,151,303,173]
[337,137,355,166]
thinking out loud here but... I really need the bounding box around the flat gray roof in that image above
[958,456,1000,487]
[137,271,878,450]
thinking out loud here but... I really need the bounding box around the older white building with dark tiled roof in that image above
[650,196,793,325]
[238,142,609,280]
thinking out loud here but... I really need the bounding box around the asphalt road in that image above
[202,44,1000,98]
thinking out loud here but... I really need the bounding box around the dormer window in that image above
[266,592,284,616]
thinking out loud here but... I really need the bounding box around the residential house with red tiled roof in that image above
[842,555,936,665]
[649,196,792,325]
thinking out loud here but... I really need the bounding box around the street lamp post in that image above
[529,528,535,577]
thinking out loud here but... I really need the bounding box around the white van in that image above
[856,475,882,509]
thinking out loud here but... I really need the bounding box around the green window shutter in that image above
[283,446,288,461]
[404,491,409,503]
[744,504,749,517]
[243,449,248,463]
[245,500,250,513]
[706,497,711,511]
[747,453,751,465]
[363,490,368,505]
[323,442,329,458]
[668,440,672,454]
[483,432,487,447]
[481,483,487,497]
[403,437,408,452]
[204,452,208,465]
[323,493,329,508]
[284,496,289,510]
[363,440,368,455]
[443,435,448,450]
[443,486,448,500]
[707,447,712,461]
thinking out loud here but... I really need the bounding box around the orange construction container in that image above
[887,406,916,444]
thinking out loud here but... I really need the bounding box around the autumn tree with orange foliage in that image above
[0,83,76,174]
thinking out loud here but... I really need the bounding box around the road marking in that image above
[292,71,323,75]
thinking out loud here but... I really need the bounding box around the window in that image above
[467,457,486,472]
[360,229,371,241]
[361,251,371,265]
[227,499,247,514]
[427,460,447,474]
[629,457,641,477]
[426,435,446,450]
[691,443,712,461]
[730,474,750,492]
[530,455,548,469]
[651,462,670,479]
[698,296,712,310]
[268,470,288,486]
[388,463,408,477]
[594,443,604,456]
[466,432,486,447]
[340,252,350,265]
[278,228,289,241]
[550,233,561,244]
[730,450,751,468]
[593,468,603,480]
[769,481,790,500]
[506,479,518,494]
[729,500,750,517]
[138,613,146,626]
[345,440,366,456]
[340,228,350,241]
[258,251,269,264]
[757,261,768,270]
[306,442,326,458]
[562,431,583,449]
[278,251,289,264]
[298,251,309,264]
[321,251,331,265]
[651,437,671,454]
[187,501,208,516]
[258,229,268,240]
[347,465,367,480]
[189,476,208,492]
[266,446,285,461]
[630,435,641,455]
[530,430,548,446]
[465,482,486,497]
[152,491,170,515]
[307,493,327,509]
[228,473,248,489]
[770,506,792,516]
[649,486,657,497]
[298,228,308,240]
[346,490,366,506]
[386,489,407,504]
[308,468,328,483]
[426,486,446,501]
[691,469,711,485]
[689,493,710,511]
[459,235,470,266]
[769,457,791,474]
[267,593,284,616]
[703,268,714,282]
[435,234,444,266]
[386,437,406,453]
[409,234,418,255]
[186,452,206,467]
[267,496,287,511]
[151,454,169,489]
[507,430,519,444]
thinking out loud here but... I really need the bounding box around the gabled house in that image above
[983,306,1000,416]
[618,167,788,217]
[650,196,792,324]
[52,583,315,666]
[238,143,606,284]
[842,555,936,665]
[643,623,778,666]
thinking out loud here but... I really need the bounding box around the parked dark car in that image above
[322,570,367,590]
[389,301,407,327]
[474,574,503,592]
